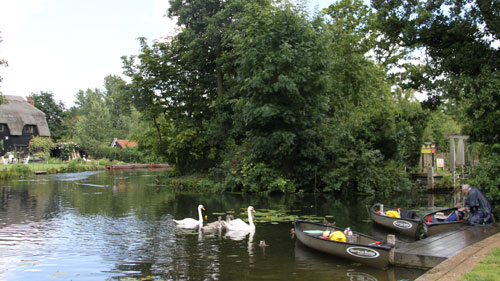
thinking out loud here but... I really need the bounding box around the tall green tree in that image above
[372,0,500,144]
[103,75,132,116]
[122,38,194,166]
[316,0,427,194]
[168,0,242,96]
[103,75,133,139]
[29,91,67,142]
[123,0,246,173]
[73,89,113,145]
[218,1,329,191]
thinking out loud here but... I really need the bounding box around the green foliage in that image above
[222,158,297,194]
[19,0,489,197]
[74,89,113,144]
[422,109,462,153]
[29,136,55,160]
[434,169,453,189]
[372,0,500,144]
[10,164,31,177]
[57,143,80,161]
[122,37,216,166]
[0,164,32,179]
[461,69,500,144]
[312,0,425,195]
[466,144,500,219]
[166,127,215,173]
[220,1,329,189]
[79,141,146,163]
[29,91,67,141]
[240,162,297,194]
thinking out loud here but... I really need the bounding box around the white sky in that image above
[0,0,333,107]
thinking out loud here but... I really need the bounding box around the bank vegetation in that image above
[1,0,498,217]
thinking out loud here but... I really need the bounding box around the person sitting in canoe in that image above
[459,184,493,225]
[427,210,464,223]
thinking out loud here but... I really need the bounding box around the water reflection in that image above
[225,229,254,242]
[0,170,438,280]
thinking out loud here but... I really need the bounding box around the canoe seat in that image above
[400,210,418,219]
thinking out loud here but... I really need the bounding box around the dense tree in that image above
[372,0,500,144]
[73,89,113,145]
[123,0,247,173]
[29,91,67,142]
[103,75,132,116]
[371,0,500,209]
[122,38,209,170]
[117,0,496,194]
[311,0,428,195]
[467,144,500,219]
[102,75,133,139]
[168,0,242,96]
[214,1,330,192]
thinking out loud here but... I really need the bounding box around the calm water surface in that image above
[0,170,453,280]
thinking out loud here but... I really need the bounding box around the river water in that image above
[0,170,453,280]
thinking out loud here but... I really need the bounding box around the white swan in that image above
[223,206,256,231]
[173,204,205,228]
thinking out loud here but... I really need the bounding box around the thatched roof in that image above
[0,95,51,136]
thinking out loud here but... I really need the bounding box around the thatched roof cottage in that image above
[0,95,50,155]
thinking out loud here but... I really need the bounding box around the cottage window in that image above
[24,125,35,134]
[0,124,4,132]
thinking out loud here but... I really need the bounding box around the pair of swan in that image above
[173,205,255,231]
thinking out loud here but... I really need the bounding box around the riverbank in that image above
[0,160,105,180]
[415,231,500,281]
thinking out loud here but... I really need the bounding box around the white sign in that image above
[393,220,413,229]
[436,158,444,168]
[346,247,380,259]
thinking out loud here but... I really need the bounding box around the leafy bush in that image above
[0,164,32,179]
[29,137,55,160]
[466,144,500,219]
[79,141,147,163]
[13,164,32,176]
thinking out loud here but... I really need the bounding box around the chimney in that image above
[27,97,34,106]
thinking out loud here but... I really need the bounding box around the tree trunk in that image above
[153,117,162,148]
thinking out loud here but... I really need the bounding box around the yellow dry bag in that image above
[329,231,346,242]
[386,210,400,218]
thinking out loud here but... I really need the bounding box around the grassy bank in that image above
[460,248,500,281]
[0,160,106,180]
[155,172,217,192]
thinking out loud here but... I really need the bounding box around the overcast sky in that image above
[0,0,333,107]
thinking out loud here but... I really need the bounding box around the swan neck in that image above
[198,207,203,223]
[248,209,254,228]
